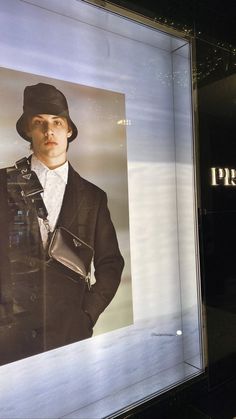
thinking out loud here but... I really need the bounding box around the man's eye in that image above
[32,120,43,126]
[54,120,62,126]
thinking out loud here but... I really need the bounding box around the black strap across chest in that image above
[14,157,48,222]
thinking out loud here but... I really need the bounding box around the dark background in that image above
[109,0,236,45]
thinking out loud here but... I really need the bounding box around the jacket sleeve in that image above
[0,169,12,325]
[82,191,124,325]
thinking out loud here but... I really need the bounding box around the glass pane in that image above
[0,1,203,417]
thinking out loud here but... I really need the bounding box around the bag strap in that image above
[1,158,53,321]
[15,157,51,235]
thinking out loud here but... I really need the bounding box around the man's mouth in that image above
[44,141,58,146]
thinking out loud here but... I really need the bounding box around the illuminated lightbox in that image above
[0,0,203,417]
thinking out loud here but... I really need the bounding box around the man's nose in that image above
[43,122,54,135]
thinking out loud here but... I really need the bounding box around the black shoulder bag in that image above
[15,157,94,287]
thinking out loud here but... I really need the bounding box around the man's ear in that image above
[67,128,73,138]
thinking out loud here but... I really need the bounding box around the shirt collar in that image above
[31,154,69,185]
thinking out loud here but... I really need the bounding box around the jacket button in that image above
[31,330,37,339]
[30,293,37,302]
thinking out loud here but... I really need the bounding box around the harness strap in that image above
[15,157,48,221]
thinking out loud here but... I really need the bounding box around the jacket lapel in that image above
[56,163,85,231]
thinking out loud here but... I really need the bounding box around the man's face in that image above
[26,114,72,164]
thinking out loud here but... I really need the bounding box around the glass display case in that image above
[0,0,203,417]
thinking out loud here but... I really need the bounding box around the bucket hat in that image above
[16,83,78,142]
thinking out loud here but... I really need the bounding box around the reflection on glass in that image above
[0,1,203,418]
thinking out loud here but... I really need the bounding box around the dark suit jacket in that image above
[0,160,124,365]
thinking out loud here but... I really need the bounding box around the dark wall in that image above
[196,39,236,388]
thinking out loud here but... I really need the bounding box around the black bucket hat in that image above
[16,83,78,142]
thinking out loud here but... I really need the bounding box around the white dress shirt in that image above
[31,154,69,246]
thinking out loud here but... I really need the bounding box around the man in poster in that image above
[0,83,124,365]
